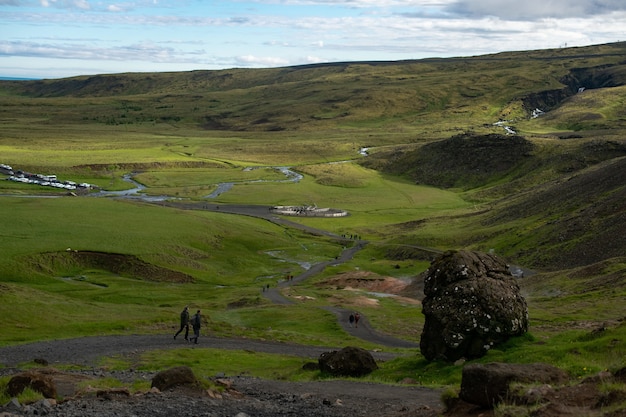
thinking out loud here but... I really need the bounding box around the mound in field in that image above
[32,250,195,283]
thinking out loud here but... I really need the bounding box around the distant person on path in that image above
[174,306,189,341]
[349,314,355,328]
[189,309,202,344]
[354,312,361,328]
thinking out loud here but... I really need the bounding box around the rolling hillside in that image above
[1,41,626,273]
[2,42,626,136]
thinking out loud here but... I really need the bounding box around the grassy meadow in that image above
[1,42,626,398]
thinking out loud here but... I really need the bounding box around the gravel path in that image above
[0,335,442,417]
[0,334,403,368]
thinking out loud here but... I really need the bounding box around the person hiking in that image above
[189,309,202,344]
[349,314,355,328]
[354,312,361,328]
[174,306,190,341]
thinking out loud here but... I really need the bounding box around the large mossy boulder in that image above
[420,250,529,361]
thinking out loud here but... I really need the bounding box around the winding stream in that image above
[205,166,303,198]
[86,167,304,201]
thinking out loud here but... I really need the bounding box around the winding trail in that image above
[0,200,420,370]
[161,201,420,349]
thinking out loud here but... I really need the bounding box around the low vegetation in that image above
[1,41,625,410]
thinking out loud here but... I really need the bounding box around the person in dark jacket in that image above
[174,306,190,341]
[189,309,201,344]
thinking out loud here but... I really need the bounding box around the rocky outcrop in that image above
[318,346,378,377]
[419,250,529,361]
[459,362,569,408]
[368,133,535,190]
[7,371,57,399]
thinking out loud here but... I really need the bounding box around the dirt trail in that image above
[160,200,421,349]
[0,334,405,369]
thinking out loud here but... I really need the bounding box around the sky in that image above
[1,0,625,79]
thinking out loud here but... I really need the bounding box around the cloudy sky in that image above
[1,0,625,79]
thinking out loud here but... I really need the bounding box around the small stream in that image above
[89,174,172,202]
[205,167,303,199]
[88,168,304,201]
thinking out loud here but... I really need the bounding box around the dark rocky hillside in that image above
[362,133,536,189]
[487,155,626,270]
[363,133,626,270]
[522,62,626,111]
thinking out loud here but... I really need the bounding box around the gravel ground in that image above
[0,335,443,417]
[5,379,442,417]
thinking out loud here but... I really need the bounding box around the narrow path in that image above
[263,242,419,349]
[158,201,420,349]
[0,334,401,369]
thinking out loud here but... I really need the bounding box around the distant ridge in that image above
[0,76,40,81]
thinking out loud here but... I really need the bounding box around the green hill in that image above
[2,42,626,136]
[0,42,625,395]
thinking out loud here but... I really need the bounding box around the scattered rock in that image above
[33,358,49,366]
[420,250,529,361]
[3,397,21,411]
[96,388,130,400]
[318,346,378,377]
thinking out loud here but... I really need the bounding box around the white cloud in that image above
[235,54,290,66]
[446,0,626,20]
[2,0,626,78]
[38,0,90,9]
[305,55,324,63]
[252,0,454,7]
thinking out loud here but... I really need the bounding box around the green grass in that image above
[1,42,625,394]
[136,348,315,381]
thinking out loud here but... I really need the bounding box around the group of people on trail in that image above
[348,312,361,328]
[174,306,202,344]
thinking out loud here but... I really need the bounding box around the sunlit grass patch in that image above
[131,348,315,381]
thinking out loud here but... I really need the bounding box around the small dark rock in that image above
[151,366,197,391]
[302,361,319,371]
[318,346,378,377]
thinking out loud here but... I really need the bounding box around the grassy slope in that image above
[0,42,625,388]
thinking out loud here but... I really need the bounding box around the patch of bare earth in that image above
[318,271,420,307]
[33,250,195,283]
